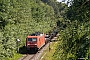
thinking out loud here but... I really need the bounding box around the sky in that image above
[57,0,68,4]
[57,0,68,3]
[57,0,72,3]
[57,0,63,2]
[57,0,71,7]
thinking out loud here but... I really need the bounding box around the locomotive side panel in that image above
[37,35,45,49]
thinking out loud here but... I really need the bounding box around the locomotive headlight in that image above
[27,44,30,45]
[34,44,37,45]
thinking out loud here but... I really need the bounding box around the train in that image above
[26,28,58,51]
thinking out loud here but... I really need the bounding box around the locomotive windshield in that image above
[28,38,37,41]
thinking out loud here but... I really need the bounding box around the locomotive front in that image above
[26,36,38,50]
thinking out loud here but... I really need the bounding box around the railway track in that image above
[19,41,53,60]
[19,43,49,60]
[21,54,35,60]
[19,33,59,60]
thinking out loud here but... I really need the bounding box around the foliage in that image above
[53,0,90,60]
[67,0,90,22]
[53,20,90,60]
[0,0,56,59]
[41,0,68,20]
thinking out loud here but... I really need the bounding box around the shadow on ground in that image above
[19,46,37,54]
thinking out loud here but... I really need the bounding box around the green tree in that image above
[0,0,57,59]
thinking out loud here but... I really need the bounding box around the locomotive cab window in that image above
[32,38,37,41]
[28,38,37,41]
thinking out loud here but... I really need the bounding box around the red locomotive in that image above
[26,28,58,51]
[26,32,45,51]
